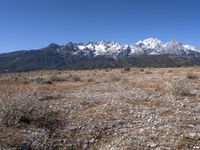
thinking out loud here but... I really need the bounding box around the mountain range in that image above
[1,38,200,72]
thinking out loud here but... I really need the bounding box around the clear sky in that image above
[0,0,200,52]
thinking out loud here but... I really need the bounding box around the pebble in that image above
[83,144,88,150]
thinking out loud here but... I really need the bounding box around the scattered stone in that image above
[38,95,54,101]
[90,138,95,144]
[83,143,88,150]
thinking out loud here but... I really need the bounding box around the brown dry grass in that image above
[1,67,200,149]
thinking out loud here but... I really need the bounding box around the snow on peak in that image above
[183,44,196,51]
[94,41,123,56]
[143,38,162,44]
[77,45,86,50]
[136,38,162,49]
[183,44,200,52]
[58,38,200,57]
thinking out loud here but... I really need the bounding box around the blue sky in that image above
[0,0,200,52]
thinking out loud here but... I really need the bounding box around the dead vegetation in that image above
[172,80,193,96]
[123,66,131,72]
[1,67,200,149]
[176,133,200,150]
[0,92,55,126]
[186,72,198,80]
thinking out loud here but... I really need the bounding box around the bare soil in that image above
[1,67,200,149]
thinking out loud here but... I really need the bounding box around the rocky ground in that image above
[1,67,200,149]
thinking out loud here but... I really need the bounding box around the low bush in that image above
[49,74,65,82]
[172,80,193,96]
[176,133,200,150]
[35,77,52,84]
[123,67,131,72]
[111,76,121,82]
[168,69,173,73]
[139,68,145,72]
[72,76,81,82]
[145,71,153,74]
[186,73,198,80]
[86,78,94,82]
[0,93,52,126]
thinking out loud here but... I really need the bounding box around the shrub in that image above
[176,133,200,150]
[172,80,193,96]
[168,70,173,73]
[49,74,66,82]
[42,80,53,85]
[111,76,121,82]
[0,93,52,126]
[72,76,81,82]
[105,68,111,72]
[139,68,145,72]
[123,67,131,72]
[35,77,52,84]
[145,71,152,74]
[186,73,198,80]
[35,77,44,83]
[86,78,94,82]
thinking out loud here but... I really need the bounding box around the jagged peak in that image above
[135,38,163,50]
[42,43,61,51]
[144,38,162,42]
[44,39,200,56]
[164,40,183,48]
[97,40,118,45]
[168,39,181,44]
[66,42,76,46]
[136,38,162,44]
[47,43,60,47]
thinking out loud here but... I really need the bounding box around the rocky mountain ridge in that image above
[0,38,200,72]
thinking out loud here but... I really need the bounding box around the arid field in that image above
[1,67,200,149]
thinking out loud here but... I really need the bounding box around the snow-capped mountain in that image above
[1,38,200,72]
[135,38,163,50]
[57,40,131,58]
[55,38,200,58]
[77,40,129,56]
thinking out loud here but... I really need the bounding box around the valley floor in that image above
[1,67,200,149]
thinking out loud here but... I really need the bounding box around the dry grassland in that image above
[1,67,200,149]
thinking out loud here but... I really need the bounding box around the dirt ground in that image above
[1,67,200,150]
